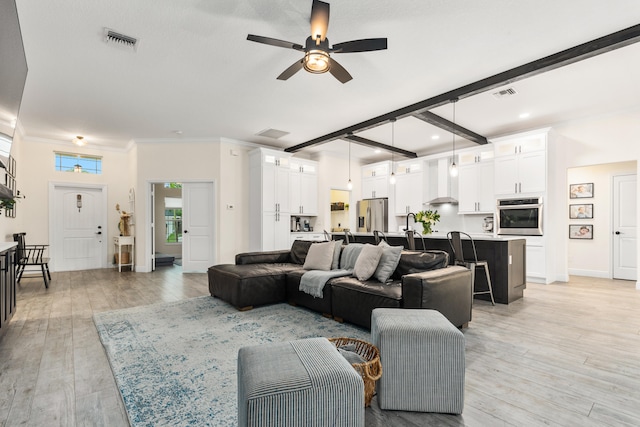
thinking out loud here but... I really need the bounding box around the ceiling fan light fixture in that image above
[304,50,330,73]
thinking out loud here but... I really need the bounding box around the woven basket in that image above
[329,337,382,407]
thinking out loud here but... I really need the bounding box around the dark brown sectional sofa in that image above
[208,240,473,329]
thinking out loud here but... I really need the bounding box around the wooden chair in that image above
[447,231,494,305]
[13,233,51,288]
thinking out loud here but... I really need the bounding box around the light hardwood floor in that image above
[1,268,639,426]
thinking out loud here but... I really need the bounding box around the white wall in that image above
[566,161,636,277]
[16,137,130,267]
[134,139,251,271]
[554,109,640,287]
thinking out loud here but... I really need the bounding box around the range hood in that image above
[427,158,458,205]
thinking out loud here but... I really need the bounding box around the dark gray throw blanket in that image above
[299,269,352,298]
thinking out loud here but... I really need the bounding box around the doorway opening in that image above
[153,182,183,268]
[330,189,351,232]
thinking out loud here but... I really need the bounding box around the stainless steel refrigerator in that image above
[357,198,388,232]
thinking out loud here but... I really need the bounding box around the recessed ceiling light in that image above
[519,112,531,119]
[431,135,440,140]
[374,149,381,153]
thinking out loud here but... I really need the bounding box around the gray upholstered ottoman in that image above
[371,308,465,413]
[237,337,364,427]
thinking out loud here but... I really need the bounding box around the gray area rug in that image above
[93,296,369,427]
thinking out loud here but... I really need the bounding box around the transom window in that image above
[55,152,102,174]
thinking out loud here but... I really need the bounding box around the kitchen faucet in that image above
[406,212,416,232]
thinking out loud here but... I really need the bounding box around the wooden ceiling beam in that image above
[412,111,489,145]
[285,23,640,153]
[344,134,417,158]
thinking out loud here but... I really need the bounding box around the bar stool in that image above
[405,230,425,251]
[447,231,495,305]
[373,230,387,244]
[344,230,356,244]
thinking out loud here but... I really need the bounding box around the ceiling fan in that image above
[247,0,387,83]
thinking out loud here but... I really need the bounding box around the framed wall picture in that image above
[570,183,594,198]
[569,224,593,239]
[569,204,593,219]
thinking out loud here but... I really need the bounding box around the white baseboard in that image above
[567,268,610,279]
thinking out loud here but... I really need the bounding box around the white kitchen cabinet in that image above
[458,147,495,214]
[493,133,546,196]
[289,159,318,215]
[525,236,546,282]
[362,161,390,198]
[394,161,424,215]
[249,148,292,251]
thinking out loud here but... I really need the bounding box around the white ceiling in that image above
[12,0,640,162]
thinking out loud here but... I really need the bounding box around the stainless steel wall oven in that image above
[496,197,543,236]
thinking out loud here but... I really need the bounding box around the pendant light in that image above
[449,98,459,177]
[389,118,397,185]
[347,141,353,190]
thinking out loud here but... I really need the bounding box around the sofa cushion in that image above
[290,240,314,265]
[353,244,383,281]
[331,240,343,270]
[374,241,403,283]
[392,250,449,279]
[303,241,334,271]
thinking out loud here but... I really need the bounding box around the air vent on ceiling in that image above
[492,87,517,99]
[104,28,138,50]
[256,128,290,139]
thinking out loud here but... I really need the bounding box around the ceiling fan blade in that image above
[247,34,304,51]
[277,59,305,81]
[328,57,353,84]
[332,38,388,53]
[310,0,330,42]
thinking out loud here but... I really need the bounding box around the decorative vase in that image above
[119,217,131,236]
[422,223,432,235]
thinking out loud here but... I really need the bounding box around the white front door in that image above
[182,182,215,272]
[51,184,107,271]
[613,174,637,280]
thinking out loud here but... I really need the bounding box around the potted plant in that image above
[414,210,440,235]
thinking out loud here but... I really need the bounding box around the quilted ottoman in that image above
[371,308,465,413]
[237,337,364,427]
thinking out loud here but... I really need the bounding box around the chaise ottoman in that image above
[237,337,364,427]
[371,308,465,414]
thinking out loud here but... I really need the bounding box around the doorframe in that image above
[48,181,109,272]
[145,179,216,273]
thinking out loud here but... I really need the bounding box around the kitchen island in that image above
[331,231,526,304]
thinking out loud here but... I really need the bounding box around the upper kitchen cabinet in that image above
[393,160,424,215]
[289,159,318,216]
[493,132,547,197]
[362,161,390,198]
[458,146,494,214]
[249,148,292,251]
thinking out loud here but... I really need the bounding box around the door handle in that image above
[96,231,102,235]
[615,231,621,235]
[184,230,189,233]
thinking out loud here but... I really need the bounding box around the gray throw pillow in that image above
[331,240,343,270]
[374,240,404,283]
[353,244,383,281]
[302,241,334,271]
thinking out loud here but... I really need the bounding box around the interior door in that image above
[52,184,106,271]
[613,174,637,280]
[182,182,215,272]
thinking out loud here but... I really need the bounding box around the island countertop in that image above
[337,231,525,242]
[330,231,527,304]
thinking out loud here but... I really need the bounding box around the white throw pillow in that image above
[303,241,334,271]
[374,240,404,283]
[353,244,384,281]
